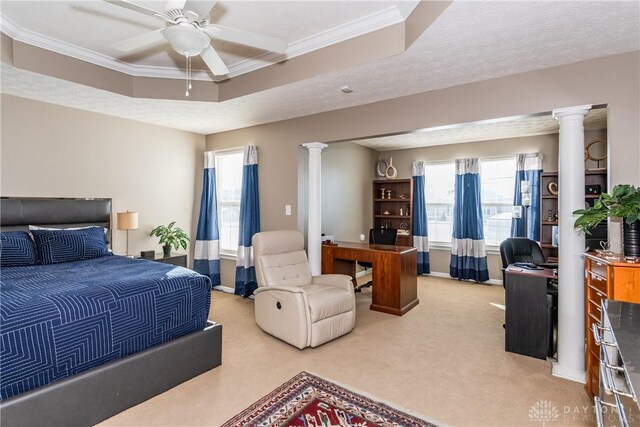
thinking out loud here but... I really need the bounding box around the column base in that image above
[552,362,586,384]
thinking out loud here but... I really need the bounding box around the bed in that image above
[0,197,222,427]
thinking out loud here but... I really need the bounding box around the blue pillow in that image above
[31,227,109,265]
[0,231,38,266]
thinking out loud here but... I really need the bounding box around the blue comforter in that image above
[0,255,212,400]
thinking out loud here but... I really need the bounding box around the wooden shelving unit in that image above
[540,170,608,261]
[373,179,413,247]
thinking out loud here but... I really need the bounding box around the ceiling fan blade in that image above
[200,44,229,75]
[104,0,165,19]
[203,24,287,54]
[183,0,217,19]
[112,28,166,52]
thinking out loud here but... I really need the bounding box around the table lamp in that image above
[117,211,138,257]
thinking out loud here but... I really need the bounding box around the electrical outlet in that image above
[285,205,292,216]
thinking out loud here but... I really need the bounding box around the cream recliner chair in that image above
[252,230,356,349]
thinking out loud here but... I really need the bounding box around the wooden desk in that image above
[504,266,557,360]
[321,241,418,316]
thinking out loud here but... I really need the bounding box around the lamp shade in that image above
[117,211,139,230]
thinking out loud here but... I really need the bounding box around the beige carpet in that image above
[99,275,593,427]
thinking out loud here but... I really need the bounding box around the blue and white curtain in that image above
[450,158,489,282]
[412,161,430,274]
[511,153,543,241]
[235,145,260,298]
[194,151,221,285]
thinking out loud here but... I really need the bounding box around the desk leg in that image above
[370,252,418,316]
[332,259,357,287]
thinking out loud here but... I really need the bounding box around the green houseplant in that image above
[150,222,190,257]
[573,184,640,257]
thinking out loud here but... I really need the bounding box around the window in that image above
[480,157,516,246]
[424,157,516,247]
[216,149,243,255]
[425,162,456,244]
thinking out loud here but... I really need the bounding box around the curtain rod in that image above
[411,154,520,165]
[213,146,244,154]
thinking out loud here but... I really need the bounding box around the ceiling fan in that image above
[105,0,288,94]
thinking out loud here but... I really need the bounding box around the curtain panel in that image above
[193,151,221,285]
[235,145,260,297]
[450,158,489,282]
[412,161,430,274]
[510,153,544,241]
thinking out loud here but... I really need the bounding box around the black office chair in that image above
[499,237,546,287]
[356,228,397,293]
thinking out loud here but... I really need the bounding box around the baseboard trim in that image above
[213,285,235,294]
[552,363,586,384]
[426,271,503,286]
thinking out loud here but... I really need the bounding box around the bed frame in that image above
[0,197,223,427]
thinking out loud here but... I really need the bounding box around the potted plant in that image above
[573,184,640,257]
[150,222,190,257]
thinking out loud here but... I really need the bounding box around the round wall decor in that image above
[585,139,607,162]
[376,159,388,177]
[547,181,559,196]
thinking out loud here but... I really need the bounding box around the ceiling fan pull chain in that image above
[188,55,192,90]
[185,54,190,97]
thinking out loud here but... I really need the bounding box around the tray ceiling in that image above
[1,1,415,78]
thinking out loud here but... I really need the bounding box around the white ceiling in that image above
[1,1,414,78]
[351,108,608,151]
[1,0,638,139]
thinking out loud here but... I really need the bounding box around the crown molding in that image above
[1,2,417,82]
[0,15,214,81]
[225,4,411,78]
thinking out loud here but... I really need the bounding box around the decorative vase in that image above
[623,220,640,258]
[162,245,172,257]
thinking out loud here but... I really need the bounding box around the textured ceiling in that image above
[350,108,608,151]
[1,0,638,138]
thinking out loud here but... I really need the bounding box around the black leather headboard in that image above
[0,197,112,243]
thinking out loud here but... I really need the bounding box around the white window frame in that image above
[215,147,243,259]
[423,157,516,253]
[479,156,517,251]
[424,160,456,249]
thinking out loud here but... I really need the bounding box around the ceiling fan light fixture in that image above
[163,25,210,56]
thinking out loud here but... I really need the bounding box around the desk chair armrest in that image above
[312,274,354,293]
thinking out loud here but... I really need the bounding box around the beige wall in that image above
[208,51,639,260]
[0,94,206,262]
[321,142,376,242]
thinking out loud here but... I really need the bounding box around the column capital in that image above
[552,104,592,120]
[302,142,328,151]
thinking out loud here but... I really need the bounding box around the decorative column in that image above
[552,104,591,383]
[302,142,328,275]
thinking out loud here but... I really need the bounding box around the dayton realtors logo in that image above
[529,400,560,426]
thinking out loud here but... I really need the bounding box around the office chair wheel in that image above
[355,281,373,293]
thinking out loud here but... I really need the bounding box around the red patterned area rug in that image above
[221,372,437,427]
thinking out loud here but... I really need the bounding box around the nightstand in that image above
[138,253,187,268]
